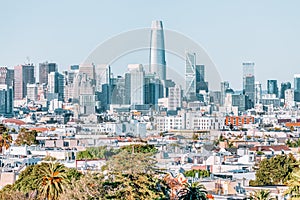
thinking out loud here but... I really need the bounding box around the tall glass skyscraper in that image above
[149,20,166,81]
[255,81,262,104]
[14,64,35,100]
[294,74,300,102]
[267,80,278,97]
[128,64,145,105]
[39,62,57,85]
[242,62,255,108]
[185,52,196,100]
[280,82,291,99]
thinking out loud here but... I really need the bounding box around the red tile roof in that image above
[249,145,290,152]
[2,119,26,126]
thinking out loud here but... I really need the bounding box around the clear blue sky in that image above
[1,0,300,89]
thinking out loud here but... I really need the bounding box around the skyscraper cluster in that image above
[0,20,299,118]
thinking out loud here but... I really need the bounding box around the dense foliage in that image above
[177,182,207,200]
[284,169,300,199]
[286,139,300,148]
[184,169,210,178]
[250,154,297,186]
[0,144,177,200]
[250,189,271,200]
[120,144,158,154]
[0,124,12,153]
[76,146,118,160]
[15,129,38,146]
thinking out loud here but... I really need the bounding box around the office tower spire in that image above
[149,20,166,81]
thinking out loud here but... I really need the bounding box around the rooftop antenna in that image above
[26,56,30,65]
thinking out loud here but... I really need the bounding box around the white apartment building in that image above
[156,115,184,132]
[155,112,225,132]
[185,112,225,130]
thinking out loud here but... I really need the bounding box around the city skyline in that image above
[1,1,300,89]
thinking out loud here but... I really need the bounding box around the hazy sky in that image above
[1,0,300,89]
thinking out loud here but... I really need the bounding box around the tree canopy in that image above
[250,154,297,186]
[15,129,38,146]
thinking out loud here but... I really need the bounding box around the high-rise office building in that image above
[196,65,208,93]
[232,94,250,113]
[294,74,300,102]
[95,64,111,92]
[0,67,14,87]
[0,85,13,117]
[128,64,144,106]
[110,76,126,105]
[124,73,131,105]
[267,80,278,97]
[149,20,166,81]
[144,74,162,106]
[185,52,196,100]
[242,62,255,108]
[26,83,38,101]
[48,72,64,101]
[73,63,96,112]
[14,64,35,100]
[280,82,291,99]
[285,89,295,108]
[168,84,182,111]
[39,62,57,85]
[255,81,262,104]
[220,81,230,106]
[70,65,79,70]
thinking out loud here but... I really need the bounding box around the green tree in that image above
[76,146,117,160]
[184,169,210,178]
[285,169,300,199]
[251,189,271,200]
[177,182,208,200]
[36,162,69,200]
[192,133,199,141]
[13,165,39,194]
[0,184,29,200]
[251,154,297,186]
[13,162,75,200]
[105,151,165,199]
[0,124,12,154]
[15,129,38,146]
[61,173,105,200]
[120,144,158,155]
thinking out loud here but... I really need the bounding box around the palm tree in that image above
[252,189,271,200]
[0,132,12,154]
[177,182,208,200]
[285,169,300,199]
[36,162,69,200]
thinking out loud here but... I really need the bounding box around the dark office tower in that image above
[144,74,163,105]
[149,20,166,81]
[70,65,79,70]
[0,85,13,117]
[267,80,278,97]
[220,81,230,106]
[39,62,57,85]
[196,64,208,93]
[232,94,250,113]
[48,72,64,101]
[0,67,14,87]
[14,64,35,100]
[294,74,300,102]
[280,82,291,99]
[110,76,126,105]
[124,73,131,105]
[242,62,255,108]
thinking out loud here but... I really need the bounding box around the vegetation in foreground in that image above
[0,144,208,200]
